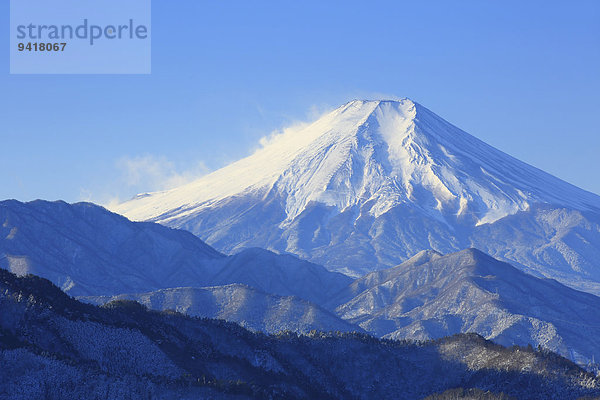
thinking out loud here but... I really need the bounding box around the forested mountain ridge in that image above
[1,268,599,400]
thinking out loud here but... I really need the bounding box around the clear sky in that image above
[1,0,599,204]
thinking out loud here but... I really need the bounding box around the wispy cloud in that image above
[117,154,209,191]
[254,103,336,152]
[81,154,209,208]
[257,121,310,149]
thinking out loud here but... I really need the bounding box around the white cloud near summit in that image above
[116,154,209,192]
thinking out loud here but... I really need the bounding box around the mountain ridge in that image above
[331,248,600,366]
[2,266,599,400]
[3,199,600,368]
[0,199,351,303]
[81,283,363,335]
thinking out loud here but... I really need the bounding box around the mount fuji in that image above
[114,99,600,294]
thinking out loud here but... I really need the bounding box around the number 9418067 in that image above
[18,42,67,51]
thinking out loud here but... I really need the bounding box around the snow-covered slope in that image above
[83,284,362,334]
[332,248,600,366]
[114,99,600,293]
[0,200,351,301]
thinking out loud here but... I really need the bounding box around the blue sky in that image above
[1,0,599,204]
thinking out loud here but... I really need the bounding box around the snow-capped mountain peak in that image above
[115,98,598,227]
[112,98,600,286]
